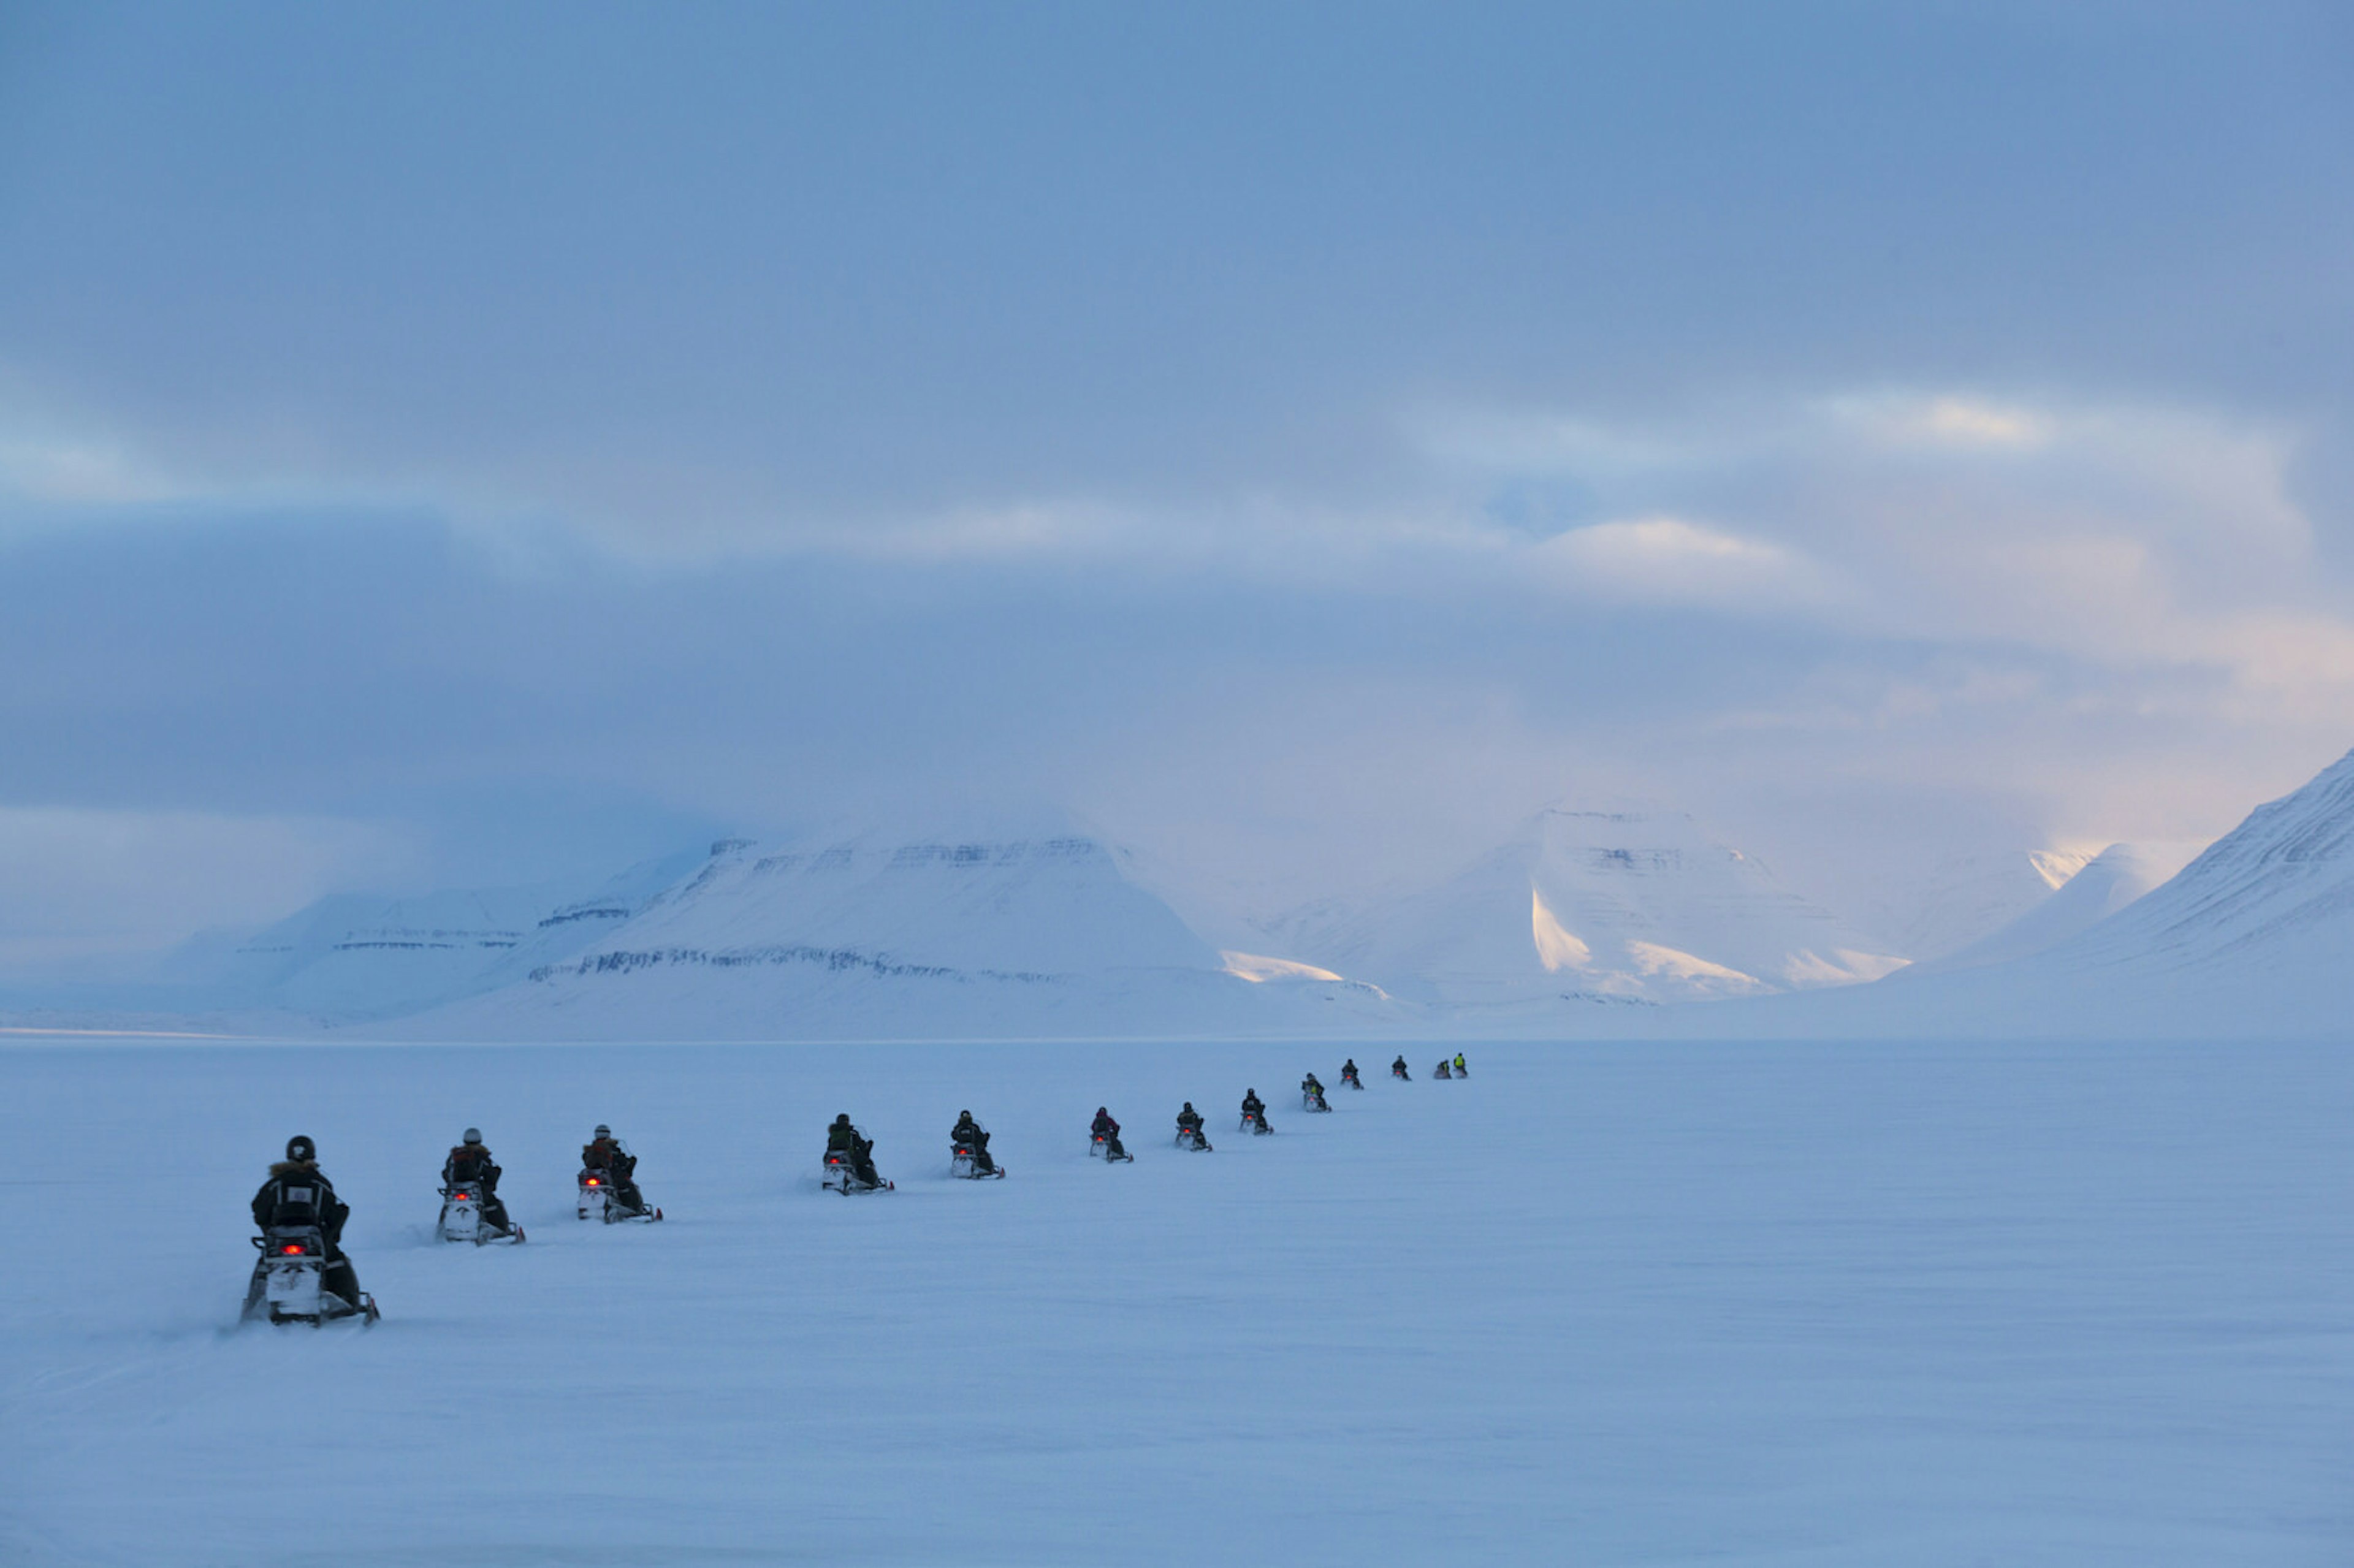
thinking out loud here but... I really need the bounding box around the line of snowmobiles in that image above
[246,1059,1470,1323]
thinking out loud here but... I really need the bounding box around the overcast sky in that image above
[3,1,2352,967]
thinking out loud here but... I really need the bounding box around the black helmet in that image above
[1097,1106,1107,1115]
[593,1124,611,1138]
[834,1113,851,1125]
[286,1135,315,1162]
[463,1127,482,1145]
[959,1109,971,1119]
[1183,1102,1194,1112]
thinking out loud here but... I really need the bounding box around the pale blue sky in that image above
[2,2,2351,963]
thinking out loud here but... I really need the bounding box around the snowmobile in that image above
[1339,1065,1364,1090]
[243,1225,378,1327]
[577,1168,662,1222]
[950,1134,1006,1179]
[823,1138,893,1194]
[438,1182,525,1244]
[1434,1060,1452,1079]
[1240,1108,1273,1135]
[1301,1085,1331,1113]
[1089,1132,1135,1163]
[1174,1122,1212,1152]
[1392,1060,1411,1081]
[1451,1059,1468,1078]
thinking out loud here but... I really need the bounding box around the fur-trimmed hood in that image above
[269,1159,321,1179]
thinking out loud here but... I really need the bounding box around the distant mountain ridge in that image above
[1254,804,1906,1010]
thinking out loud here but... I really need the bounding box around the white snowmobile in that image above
[438,1182,525,1244]
[1301,1084,1332,1113]
[1174,1121,1212,1152]
[950,1130,1006,1179]
[242,1225,377,1327]
[823,1130,893,1194]
[1240,1107,1273,1135]
[577,1168,663,1222]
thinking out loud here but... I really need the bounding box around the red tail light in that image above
[279,1243,306,1255]
[585,1178,602,1187]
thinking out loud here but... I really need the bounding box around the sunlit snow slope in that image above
[1271,806,1903,1009]
[1737,747,2354,1037]
[408,833,1404,1040]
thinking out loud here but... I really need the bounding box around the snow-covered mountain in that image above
[1857,847,2095,961]
[1712,748,2354,1038]
[99,848,707,1022]
[1914,840,2204,974]
[1257,805,1904,1009]
[405,830,1406,1040]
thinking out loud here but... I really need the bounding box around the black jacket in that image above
[1091,1113,1120,1138]
[443,1146,500,1189]
[582,1138,636,1179]
[952,1117,986,1145]
[252,1160,349,1243]
[1241,1095,1265,1116]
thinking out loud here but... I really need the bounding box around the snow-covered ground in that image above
[4,1036,2348,1566]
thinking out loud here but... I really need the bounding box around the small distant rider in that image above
[581,1124,646,1214]
[829,1113,881,1187]
[951,1109,997,1174]
[1176,1102,1212,1150]
[1241,1088,1270,1132]
[1434,1058,1452,1079]
[1392,1054,1411,1081]
[1340,1058,1362,1087]
[443,1128,516,1235]
[1453,1052,1468,1078]
[245,1134,363,1314]
[1301,1072,1327,1109]
[1091,1106,1127,1160]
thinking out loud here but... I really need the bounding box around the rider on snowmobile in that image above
[1341,1058,1361,1086]
[443,1128,517,1235]
[829,1113,882,1187]
[1392,1054,1411,1080]
[1091,1107,1127,1160]
[581,1124,647,1214]
[1453,1052,1468,1076]
[1241,1089,1270,1132]
[1175,1102,1211,1149]
[245,1135,364,1314]
[1301,1072,1326,1106]
[951,1110,997,1174]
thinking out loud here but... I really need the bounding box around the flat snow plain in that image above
[3,1038,2347,1567]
